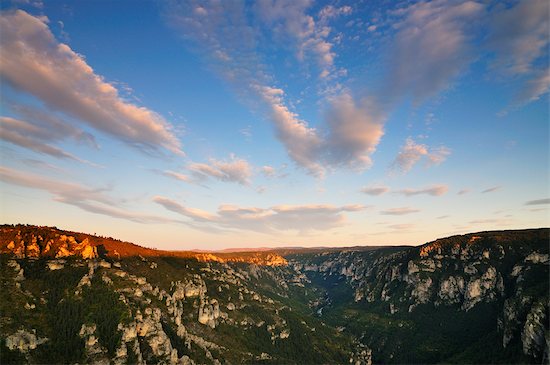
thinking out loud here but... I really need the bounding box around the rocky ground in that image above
[0,225,548,364]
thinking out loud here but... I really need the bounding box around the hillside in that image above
[0,224,287,266]
[0,225,548,364]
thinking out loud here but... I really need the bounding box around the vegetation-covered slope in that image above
[0,225,548,364]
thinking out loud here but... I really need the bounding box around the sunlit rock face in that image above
[0,225,547,364]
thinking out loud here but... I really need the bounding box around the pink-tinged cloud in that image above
[385,0,483,104]
[361,185,390,196]
[187,155,253,185]
[162,170,193,183]
[392,138,450,173]
[380,207,420,215]
[154,196,367,233]
[395,184,449,197]
[0,10,182,155]
[0,166,175,224]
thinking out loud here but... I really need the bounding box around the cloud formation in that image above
[188,155,253,185]
[384,0,483,104]
[481,186,501,194]
[380,207,420,215]
[392,138,450,173]
[0,10,181,155]
[154,195,365,233]
[166,2,384,177]
[395,185,449,197]
[0,166,174,224]
[525,198,550,206]
[360,185,390,196]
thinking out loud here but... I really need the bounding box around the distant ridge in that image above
[0,224,287,266]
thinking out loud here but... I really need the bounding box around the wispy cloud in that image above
[481,186,501,194]
[457,189,470,195]
[380,207,420,215]
[395,184,448,197]
[360,185,390,196]
[0,166,174,224]
[392,137,451,173]
[525,198,550,206]
[0,10,182,155]
[154,195,366,233]
[165,1,384,177]
[487,0,549,105]
[383,0,483,104]
[188,155,253,185]
[162,170,193,183]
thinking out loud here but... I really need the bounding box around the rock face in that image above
[289,229,549,362]
[5,330,47,353]
[0,225,547,364]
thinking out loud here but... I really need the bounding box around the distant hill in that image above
[0,224,287,266]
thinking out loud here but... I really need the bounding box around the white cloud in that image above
[384,0,483,104]
[154,196,366,233]
[0,116,82,161]
[486,0,550,106]
[395,184,448,197]
[487,0,549,76]
[0,166,174,224]
[256,85,324,176]
[392,138,450,173]
[0,10,181,155]
[380,207,420,215]
[254,0,339,78]
[167,2,386,176]
[323,93,385,170]
[360,185,389,196]
[188,155,253,185]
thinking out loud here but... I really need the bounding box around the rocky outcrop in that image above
[521,300,549,360]
[79,323,109,365]
[5,329,47,353]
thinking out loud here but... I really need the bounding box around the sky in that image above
[0,0,548,250]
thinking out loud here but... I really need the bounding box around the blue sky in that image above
[0,0,548,250]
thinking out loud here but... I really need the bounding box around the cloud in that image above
[487,0,549,76]
[360,185,389,196]
[486,0,550,106]
[0,116,82,161]
[0,166,174,224]
[261,166,276,178]
[254,0,340,78]
[322,93,385,170]
[380,207,420,215]
[395,184,449,197]
[162,170,193,183]
[387,223,415,231]
[0,10,181,155]
[256,85,324,176]
[384,0,483,104]
[166,2,385,176]
[457,188,470,195]
[187,155,253,185]
[515,67,550,104]
[154,195,366,233]
[0,98,103,163]
[525,198,550,206]
[481,186,501,194]
[392,138,451,173]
